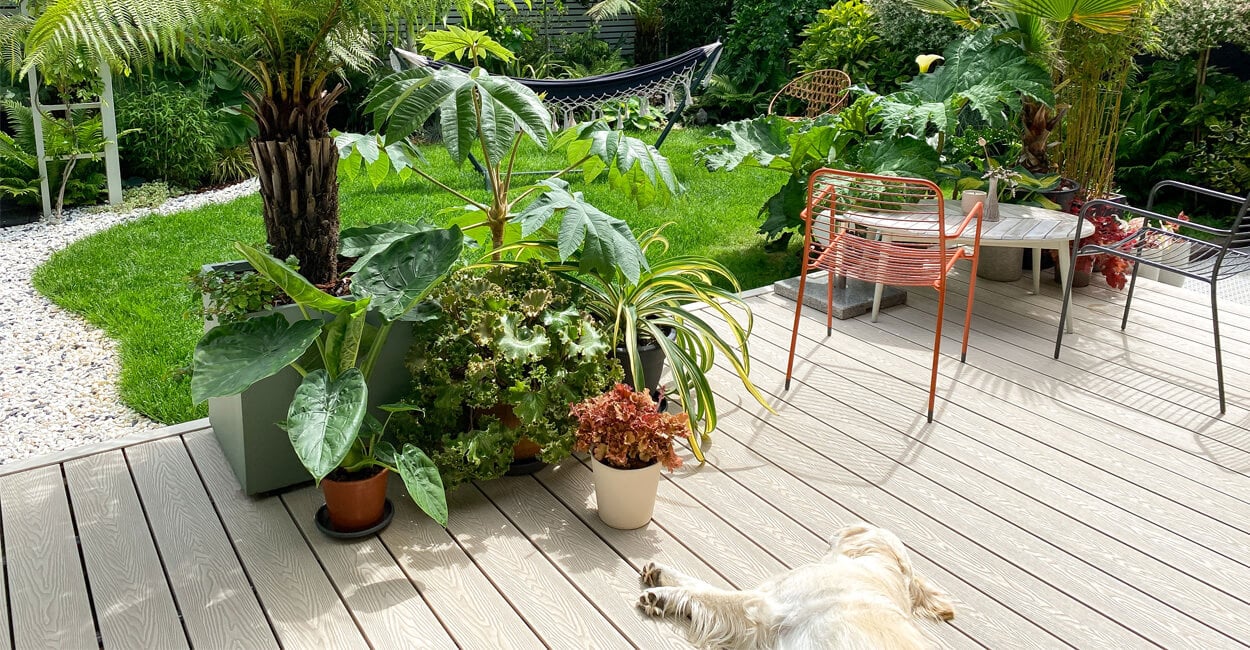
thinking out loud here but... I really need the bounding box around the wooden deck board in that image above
[63,451,187,649]
[0,465,95,650]
[183,431,370,649]
[1,279,1248,649]
[126,437,278,649]
[282,486,458,649]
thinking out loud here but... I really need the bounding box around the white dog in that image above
[638,524,955,649]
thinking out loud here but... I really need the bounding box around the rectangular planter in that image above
[202,261,415,495]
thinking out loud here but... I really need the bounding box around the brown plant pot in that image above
[321,467,389,533]
[474,404,543,461]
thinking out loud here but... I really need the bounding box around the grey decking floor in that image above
[2,267,1250,649]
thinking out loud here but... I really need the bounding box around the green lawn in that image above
[33,127,799,425]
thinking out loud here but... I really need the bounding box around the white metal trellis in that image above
[19,1,121,219]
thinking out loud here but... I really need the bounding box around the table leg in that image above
[871,234,891,322]
[1057,244,1075,334]
[1032,247,1042,295]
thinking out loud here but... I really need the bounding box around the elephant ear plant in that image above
[189,227,465,526]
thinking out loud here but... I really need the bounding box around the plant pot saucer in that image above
[314,498,394,539]
[505,456,548,476]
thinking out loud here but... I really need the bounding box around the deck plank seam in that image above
[705,344,1169,648]
[657,421,1000,650]
[761,291,1250,495]
[371,528,465,650]
[471,481,642,650]
[884,291,1250,521]
[434,492,552,648]
[177,434,284,649]
[121,448,195,648]
[912,280,1250,435]
[532,469,745,592]
[275,492,376,650]
[58,464,105,650]
[771,289,1250,537]
[749,301,1250,645]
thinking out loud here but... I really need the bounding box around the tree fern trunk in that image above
[250,135,340,286]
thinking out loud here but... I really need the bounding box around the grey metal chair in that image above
[1055,180,1250,413]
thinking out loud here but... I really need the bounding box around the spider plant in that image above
[506,225,772,462]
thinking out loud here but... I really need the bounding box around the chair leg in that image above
[1121,260,1141,331]
[1053,248,1081,359]
[785,268,811,391]
[961,253,980,364]
[928,283,946,423]
[1211,283,1226,414]
[871,281,885,323]
[826,272,835,336]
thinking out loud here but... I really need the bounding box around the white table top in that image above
[826,201,1094,245]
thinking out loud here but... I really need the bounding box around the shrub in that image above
[399,262,622,489]
[867,0,962,88]
[660,0,733,55]
[791,0,880,81]
[571,383,689,471]
[212,145,256,185]
[117,83,219,188]
[720,0,827,93]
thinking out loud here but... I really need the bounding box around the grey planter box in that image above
[202,261,415,495]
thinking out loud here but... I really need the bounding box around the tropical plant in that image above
[867,30,1053,155]
[2,0,464,284]
[189,227,465,526]
[866,0,962,88]
[571,383,689,471]
[400,262,622,489]
[1152,0,1250,108]
[720,0,827,93]
[355,28,678,281]
[528,225,769,462]
[698,106,940,238]
[0,99,121,217]
[601,97,665,131]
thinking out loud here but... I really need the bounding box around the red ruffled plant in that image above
[1072,200,1193,290]
[570,384,690,471]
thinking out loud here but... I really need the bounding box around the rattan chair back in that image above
[767,69,852,119]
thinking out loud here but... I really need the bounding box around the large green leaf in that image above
[322,299,370,377]
[395,445,448,526]
[697,116,795,172]
[853,137,942,179]
[235,242,353,314]
[191,313,323,404]
[340,221,436,257]
[351,226,465,321]
[283,369,368,482]
[560,123,679,204]
[420,25,515,64]
[515,179,645,283]
[993,0,1144,33]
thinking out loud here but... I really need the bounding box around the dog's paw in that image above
[640,562,664,587]
[638,589,667,617]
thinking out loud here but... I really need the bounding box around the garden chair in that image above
[784,169,985,422]
[1055,180,1250,413]
[767,69,852,120]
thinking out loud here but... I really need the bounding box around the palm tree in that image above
[3,0,456,285]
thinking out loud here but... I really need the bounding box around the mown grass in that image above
[33,127,799,424]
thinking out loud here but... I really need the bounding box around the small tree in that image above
[2,0,462,285]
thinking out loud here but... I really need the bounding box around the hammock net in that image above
[390,43,722,130]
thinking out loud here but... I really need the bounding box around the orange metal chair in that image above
[783,169,985,422]
[767,69,852,120]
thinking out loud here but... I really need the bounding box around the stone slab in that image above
[773,272,907,320]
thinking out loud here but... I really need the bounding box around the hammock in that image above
[390,42,722,150]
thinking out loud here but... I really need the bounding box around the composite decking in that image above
[3,267,1250,649]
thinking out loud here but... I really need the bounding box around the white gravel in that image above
[0,180,258,465]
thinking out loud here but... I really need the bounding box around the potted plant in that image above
[399,261,623,487]
[529,225,770,462]
[570,383,689,530]
[190,227,463,531]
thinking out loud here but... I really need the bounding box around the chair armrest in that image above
[1079,199,1230,238]
[1147,179,1249,213]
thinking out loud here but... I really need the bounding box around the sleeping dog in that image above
[638,523,955,649]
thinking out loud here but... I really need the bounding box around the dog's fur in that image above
[638,524,955,649]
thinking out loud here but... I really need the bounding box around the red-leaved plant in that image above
[570,384,690,471]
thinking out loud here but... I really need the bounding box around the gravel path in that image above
[0,181,258,465]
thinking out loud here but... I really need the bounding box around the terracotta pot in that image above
[474,404,541,460]
[321,468,389,532]
[590,457,662,529]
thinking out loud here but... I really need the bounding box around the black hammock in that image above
[389,42,723,151]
